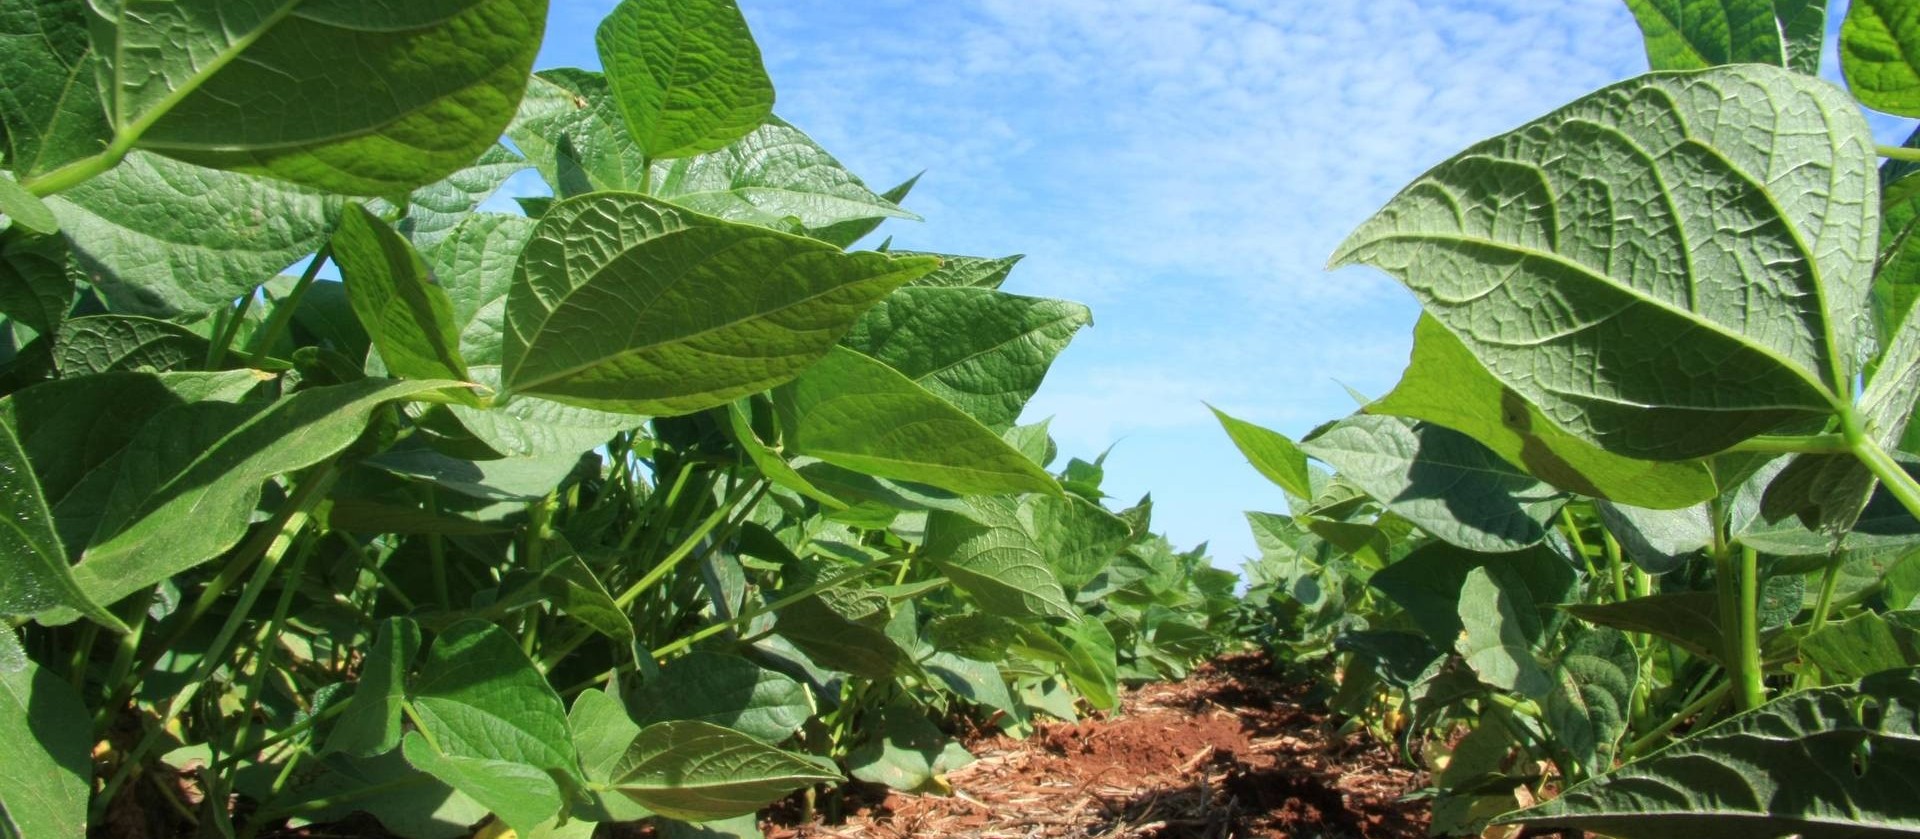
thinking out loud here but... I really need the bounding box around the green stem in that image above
[247,245,331,368]
[211,536,317,800]
[205,292,255,370]
[1622,681,1734,759]
[1604,530,1629,603]
[426,486,451,611]
[1844,408,1920,522]
[1727,433,1853,455]
[1880,145,1920,163]
[1796,554,1846,691]
[1737,544,1764,710]
[1709,498,1763,712]
[613,478,760,609]
[90,480,316,824]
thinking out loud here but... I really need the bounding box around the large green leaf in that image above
[0,0,110,179]
[69,378,457,608]
[651,118,918,234]
[325,617,421,758]
[1566,592,1726,663]
[427,214,535,368]
[1844,0,1920,117]
[1457,566,1553,698]
[485,555,632,643]
[265,752,486,839]
[1503,669,1920,838]
[0,659,92,839]
[447,367,639,458]
[771,594,904,680]
[631,653,810,745]
[1621,0,1786,70]
[405,620,578,833]
[1373,315,1716,508]
[1800,611,1920,683]
[502,194,934,414]
[1333,66,1876,460]
[847,702,971,793]
[389,145,530,250]
[595,0,773,161]
[53,315,210,376]
[507,70,650,198]
[840,287,1086,430]
[567,689,652,824]
[1370,541,1577,648]
[0,175,54,235]
[47,151,337,316]
[1545,625,1639,774]
[1211,406,1315,500]
[95,0,547,195]
[773,346,1060,496]
[336,205,471,387]
[0,419,123,630]
[923,499,1079,621]
[609,721,841,822]
[923,493,1128,594]
[1301,414,1566,552]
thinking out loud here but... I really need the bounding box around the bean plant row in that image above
[0,1,1241,837]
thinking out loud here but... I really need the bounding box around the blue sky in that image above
[520,1,1915,571]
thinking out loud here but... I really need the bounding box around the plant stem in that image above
[1736,545,1763,710]
[247,245,331,368]
[425,486,452,611]
[1709,498,1763,712]
[90,480,318,824]
[205,292,255,369]
[613,478,760,609]
[1727,433,1852,455]
[1603,530,1629,603]
[1621,681,1733,759]
[1881,145,1920,163]
[1843,408,1920,522]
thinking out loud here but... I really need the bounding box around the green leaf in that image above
[1333,66,1876,460]
[631,653,810,745]
[0,175,55,235]
[1370,541,1576,649]
[1211,406,1314,499]
[389,145,531,250]
[268,752,487,839]
[367,446,585,503]
[1596,501,1710,575]
[0,418,124,630]
[895,252,1022,290]
[1457,566,1554,699]
[1565,592,1726,663]
[406,620,578,831]
[427,214,535,368]
[923,653,1018,717]
[0,0,111,179]
[101,0,548,195]
[806,172,920,249]
[596,0,774,160]
[70,378,457,609]
[772,346,1060,496]
[1502,669,1920,838]
[507,70,650,197]
[847,702,969,792]
[502,194,934,414]
[47,151,337,317]
[1012,618,1120,711]
[401,734,562,837]
[0,229,76,336]
[1373,315,1717,508]
[0,658,92,839]
[567,689,653,824]
[924,493,1127,595]
[1844,0,1920,117]
[336,205,472,389]
[1544,625,1639,773]
[489,555,633,643]
[924,499,1077,621]
[771,594,903,679]
[609,721,841,822]
[1801,611,1920,683]
[1302,414,1566,552]
[720,401,843,509]
[652,118,918,234]
[325,618,421,758]
[1621,0,1786,70]
[839,287,1086,431]
[1774,0,1829,75]
[53,315,210,375]
[448,368,640,459]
